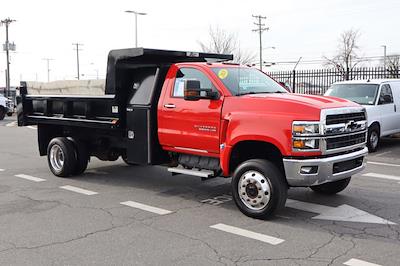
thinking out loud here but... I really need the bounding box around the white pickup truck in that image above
[325,79,400,152]
[0,94,14,120]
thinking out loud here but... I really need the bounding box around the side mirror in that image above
[183,79,219,101]
[279,81,292,93]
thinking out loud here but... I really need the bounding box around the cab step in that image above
[167,167,215,178]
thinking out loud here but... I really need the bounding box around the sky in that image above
[1,0,399,87]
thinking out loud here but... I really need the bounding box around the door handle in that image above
[164,104,176,109]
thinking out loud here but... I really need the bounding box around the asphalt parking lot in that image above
[1,115,400,266]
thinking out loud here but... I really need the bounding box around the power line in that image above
[252,15,268,71]
[72,43,83,80]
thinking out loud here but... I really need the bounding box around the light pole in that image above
[42,58,54,82]
[262,46,276,67]
[381,45,387,77]
[125,10,147,48]
[90,63,99,80]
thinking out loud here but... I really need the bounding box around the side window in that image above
[173,68,215,97]
[379,84,394,104]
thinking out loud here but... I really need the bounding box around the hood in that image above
[223,93,362,121]
[247,93,359,109]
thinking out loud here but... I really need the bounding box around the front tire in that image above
[310,177,351,195]
[0,107,5,120]
[367,125,380,152]
[47,137,77,177]
[231,159,288,219]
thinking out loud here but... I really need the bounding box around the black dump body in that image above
[17,48,232,165]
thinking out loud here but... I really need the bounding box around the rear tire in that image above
[0,107,5,120]
[310,177,351,195]
[7,112,12,117]
[367,125,380,152]
[231,159,288,219]
[47,137,77,177]
[70,139,89,175]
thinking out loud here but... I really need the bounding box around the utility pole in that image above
[125,10,147,47]
[1,18,16,97]
[252,15,268,72]
[72,43,83,80]
[381,45,387,78]
[42,58,54,82]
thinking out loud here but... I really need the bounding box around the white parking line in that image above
[362,173,400,181]
[15,174,46,182]
[120,201,172,215]
[0,169,4,172]
[27,126,37,130]
[60,185,98,195]
[368,161,400,167]
[210,223,284,245]
[343,258,381,266]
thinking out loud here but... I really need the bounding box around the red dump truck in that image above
[18,48,368,218]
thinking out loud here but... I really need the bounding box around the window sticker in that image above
[218,69,229,79]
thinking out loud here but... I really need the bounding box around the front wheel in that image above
[367,126,380,152]
[0,107,5,120]
[310,177,351,195]
[231,159,288,219]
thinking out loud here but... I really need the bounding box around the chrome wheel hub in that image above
[238,170,271,211]
[49,144,64,172]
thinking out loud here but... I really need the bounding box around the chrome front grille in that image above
[326,112,366,125]
[321,107,367,154]
[326,132,366,150]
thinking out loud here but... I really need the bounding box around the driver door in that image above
[377,84,397,135]
[158,66,223,154]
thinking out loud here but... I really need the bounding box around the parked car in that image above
[0,94,13,120]
[325,79,400,152]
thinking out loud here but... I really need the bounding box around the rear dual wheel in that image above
[47,137,89,177]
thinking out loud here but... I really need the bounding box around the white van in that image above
[325,79,400,152]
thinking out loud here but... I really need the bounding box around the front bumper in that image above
[283,147,368,187]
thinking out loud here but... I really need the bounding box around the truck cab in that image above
[18,48,368,219]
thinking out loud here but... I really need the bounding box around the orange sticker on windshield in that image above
[218,69,229,79]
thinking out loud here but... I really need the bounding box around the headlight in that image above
[292,122,320,136]
[292,121,320,151]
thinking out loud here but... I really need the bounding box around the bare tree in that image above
[324,29,363,80]
[386,54,400,78]
[198,26,256,64]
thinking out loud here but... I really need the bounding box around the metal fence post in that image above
[292,70,296,93]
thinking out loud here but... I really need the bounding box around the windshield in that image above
[211,67,287,96]
[325,84,379,105]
